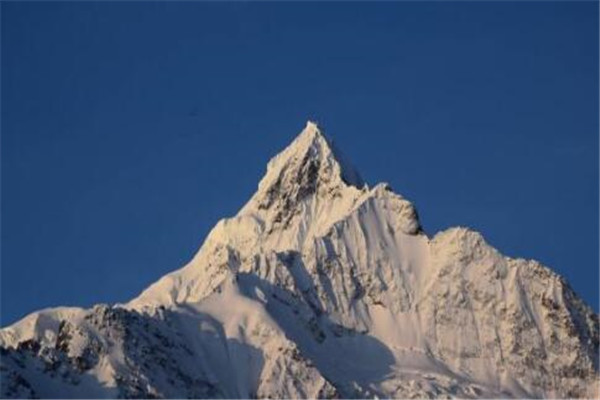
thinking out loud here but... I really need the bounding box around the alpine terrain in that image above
[1,122,598,399]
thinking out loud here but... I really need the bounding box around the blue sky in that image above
[1,2,598,325]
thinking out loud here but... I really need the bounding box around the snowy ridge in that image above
[1,122,598,399]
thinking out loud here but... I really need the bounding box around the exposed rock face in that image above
[1,122,598,398]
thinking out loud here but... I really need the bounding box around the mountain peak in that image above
[243,122,364,215]
[301,120,321,138]
[2,121,598,399]
[283,120,329,166]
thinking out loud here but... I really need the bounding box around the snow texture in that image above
[1,121,598,399]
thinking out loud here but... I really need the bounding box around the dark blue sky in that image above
[2,2,598,325]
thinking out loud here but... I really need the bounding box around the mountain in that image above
[1,122,598,399]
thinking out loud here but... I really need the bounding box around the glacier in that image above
[1,121,598,398]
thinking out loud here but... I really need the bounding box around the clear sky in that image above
[1,2,598,325]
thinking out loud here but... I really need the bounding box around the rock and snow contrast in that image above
[1,121,598,399]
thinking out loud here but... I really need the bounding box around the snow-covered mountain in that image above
[1,122,598,399]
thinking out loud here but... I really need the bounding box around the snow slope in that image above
[1,122,598,398]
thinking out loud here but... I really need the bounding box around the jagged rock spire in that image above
[255,121,363,205]
[239,121,364,221]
